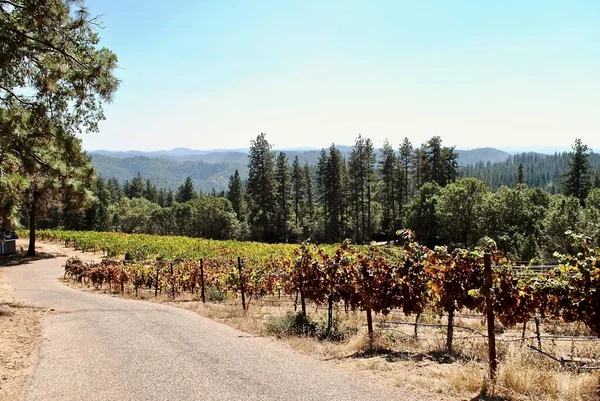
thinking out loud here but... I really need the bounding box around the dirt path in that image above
[0,242,425,401]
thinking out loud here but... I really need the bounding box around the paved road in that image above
[2,253,422,401]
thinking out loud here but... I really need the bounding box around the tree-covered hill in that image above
[90,155,248,192]
[90,147,513,191]
[455,147,511,165]
[461,152,600,191]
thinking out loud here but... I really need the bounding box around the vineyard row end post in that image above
[237,257,246,310]
[200,259,206,304]
[170,263,175,300]
[154,266,159,297]
[484,252,497,382]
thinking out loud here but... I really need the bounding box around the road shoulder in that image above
[0,276,47,401]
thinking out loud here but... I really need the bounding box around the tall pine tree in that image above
[563,139,591,202]
[275,152,291,242]
[246,133,277,242]
[227,169,245,221]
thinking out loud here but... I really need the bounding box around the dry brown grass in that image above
[491,344,600,401]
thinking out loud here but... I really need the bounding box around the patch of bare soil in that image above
[0,279,46,401]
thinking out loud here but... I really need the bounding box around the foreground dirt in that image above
[0,273,46,401]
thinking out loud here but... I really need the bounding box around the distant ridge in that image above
[90,146,513,192]
[455,147,511,166]
[90,146,511,165]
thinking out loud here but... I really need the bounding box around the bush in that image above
[265,311,317,337]
[202,286,227,303]
[265,311,358,341]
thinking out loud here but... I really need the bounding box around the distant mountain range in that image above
[89,146,514,192]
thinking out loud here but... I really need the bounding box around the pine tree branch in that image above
[7,26,86,67]
[0,0,25,9]
[0,85,35,106]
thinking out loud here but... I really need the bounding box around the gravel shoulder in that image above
[0,241,424,401]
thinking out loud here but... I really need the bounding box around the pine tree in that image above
[1,0,119,253]
[144,179,158,203]
[420,136,458,187]
[348,135,376,243]
[326,145,346,242]
[129,173,145,199]
[562,139,591,202]
[227,169,245,221]
[291,156,305,228]
[316,149,329,240]
[303,163,315,236]
[246,133,277,242]
[379,140,397,237]
[92,177,111,231]
[166,189,175,207]
[412,148,426,191]
[157,188,167,207]
[176,177,197,203]
[275,152,291,242]
[517,163,525,185]
[442,146,459,185]
[397,138,413,226]
[106,178,122,204]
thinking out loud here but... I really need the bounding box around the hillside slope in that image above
[90,147,512,191]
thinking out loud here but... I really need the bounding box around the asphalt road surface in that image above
[2,253,423,401]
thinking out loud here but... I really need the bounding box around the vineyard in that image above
[37,229,600,385]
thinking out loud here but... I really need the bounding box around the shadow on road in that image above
[0,251,62,268]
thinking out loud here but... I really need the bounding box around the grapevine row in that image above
[56,229,600,349]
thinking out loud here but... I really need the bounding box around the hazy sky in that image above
[82,0,600,151]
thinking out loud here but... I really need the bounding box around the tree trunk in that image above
[446,307,455,352]
[27,190,38,256]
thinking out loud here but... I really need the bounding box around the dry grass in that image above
[492,344,600,401]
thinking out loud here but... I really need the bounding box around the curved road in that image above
[2,253,421,401]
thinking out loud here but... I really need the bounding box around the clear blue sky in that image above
[82,0,600,151]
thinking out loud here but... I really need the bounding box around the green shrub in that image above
[265,311,317,336]
[265,311,358,341]
[200,286,226,303]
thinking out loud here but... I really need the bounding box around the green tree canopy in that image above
[1,0,119,253]
[176,177,197,203]
[436,178,489,248]
[246,133,276,242]
[562,139,591,202]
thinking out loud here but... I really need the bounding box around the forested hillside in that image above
[91,146,511,191]
[91,155,249,192]
[462,152,600,191]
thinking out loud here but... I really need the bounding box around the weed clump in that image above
[193,286,227,303]
[265,311,357,341]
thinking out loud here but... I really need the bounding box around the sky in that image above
[82,0,600,151]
